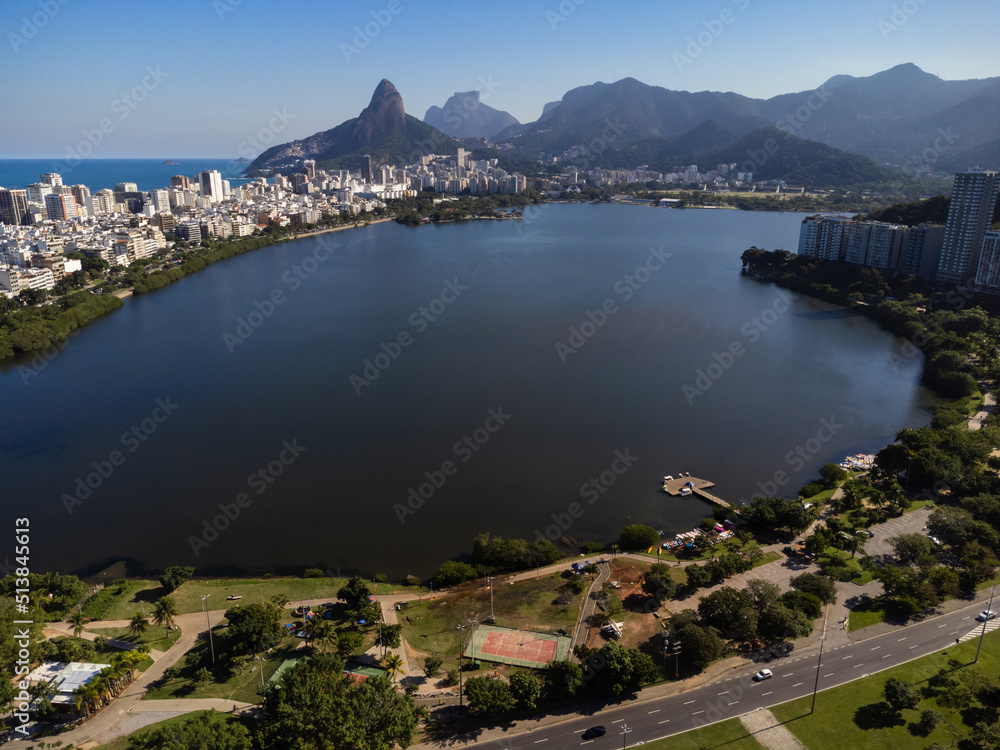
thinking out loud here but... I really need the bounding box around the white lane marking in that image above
[683,700,695,705]
[762,691,772,696]
[692,710,705,715]
[534,740,548,744]
[842,655,853,659]
[870,646,880,651]
[897,637,907,642]
[793,682,804,687]
[909,645,918,649]
[781,673,793,677]
[824,672,835,677]
[718,691,729,696]
[882,654,892,659]
[648,709,660,714]
[658,719,670,725]
[612,719,624,724]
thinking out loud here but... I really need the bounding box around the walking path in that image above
[739,708,807,750]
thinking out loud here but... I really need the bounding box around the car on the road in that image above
[977,610,996,621]
[864,529,875,538]
[581,726,606,739]
[753,669,773,681]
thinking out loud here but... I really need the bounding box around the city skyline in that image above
[1,0,998,159]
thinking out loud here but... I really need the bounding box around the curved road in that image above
[447,597,995,750]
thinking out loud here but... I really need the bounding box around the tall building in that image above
[974,231,1000,294]
[936,170,1000,285]
[171,175,190,189]
[113,181,138,194]
[198,170,224,202]
[70,184,91,206]
[44,193,79,221]
[0,189,31,225]
[26,183,53,204]
[902,224,945,279]
[303,160,315,179]
[40,172,63,186]
[361,155,373,184]
[149,189,170,213]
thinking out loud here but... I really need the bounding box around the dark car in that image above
[582,726,607,739]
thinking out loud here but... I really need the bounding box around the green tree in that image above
[152,597,178,636]
[336,629,364,658]
[68,610,88,638]
[338,576,373,612]
[697,587,757,639]
[432,560,478,587]
[545,660,583,698]
[758,603,812,641]
[884,677,919,713]
[127,611,149,639]
[509,671,542,710]
[745,579,781,614]
[130,709,253,750]
[685,563,712,590]
[618,524,660,551]
[382,653,405,683]
[790,572,838,604]
[224,602,283,655]
[819,462,848,487]
[642,564,677,602]
[261,652,418,750]
[158,566,195,592]
[465,675,515,716]
[888,533,936,564]
[423,655,443,677]
[376,624,403,653]
[667,611,724,672]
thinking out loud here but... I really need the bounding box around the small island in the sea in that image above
[163,159,179,165]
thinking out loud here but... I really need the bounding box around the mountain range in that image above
[423,91,519,139]
[247,65,1000,185]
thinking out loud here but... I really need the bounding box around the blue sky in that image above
[1,0,996,158]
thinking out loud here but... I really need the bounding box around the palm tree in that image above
[152,596,178,636]
[68,610,87,638]
[127,611,148,639]
[382,653,405,684]
[306,619,336,652]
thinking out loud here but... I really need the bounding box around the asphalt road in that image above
[464,598,994,750]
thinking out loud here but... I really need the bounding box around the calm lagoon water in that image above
[0,204,932,580]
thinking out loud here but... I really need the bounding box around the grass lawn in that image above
[88,624,182,652]
[644,717,766,750]
[772,630,1000,750]
[93,710,250,750]
[400,572,583,663]
[817,547,874,585]
[84,576,416,620]
[143,632,307,703]
[849,599,889,632]
[903,498,935,513]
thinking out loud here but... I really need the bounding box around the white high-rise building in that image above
[198,170,224,202]
[937,170,1000,285]
[40,172,63,186]
[150,189,170,213]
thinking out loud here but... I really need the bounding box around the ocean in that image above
[0,158,255,193]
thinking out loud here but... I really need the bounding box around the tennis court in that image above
[464,624,572,669]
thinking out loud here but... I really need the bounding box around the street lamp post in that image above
[487,577,495,622]
[468,618,478,666]
[201,594,215,667]
[974,583,997,664]
[456,624,466,707]
[620,723,632,750]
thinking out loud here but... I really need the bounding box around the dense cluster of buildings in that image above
[797,169,1000,293]
[0,152,526,298]
[584,163,755,189]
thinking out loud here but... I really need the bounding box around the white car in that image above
[977,610,996,622]
[753,669,773,681]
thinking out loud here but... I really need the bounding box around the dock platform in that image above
[662,476,741,516]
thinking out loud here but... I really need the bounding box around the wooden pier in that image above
[662,476,742,516]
